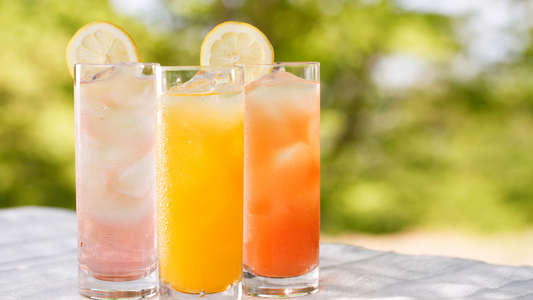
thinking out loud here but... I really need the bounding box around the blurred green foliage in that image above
[1,0,532,234]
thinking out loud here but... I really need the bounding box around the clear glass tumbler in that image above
[155,66,245,300]
[242,62,320,297]
[74,63,159,299]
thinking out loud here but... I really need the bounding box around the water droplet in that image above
[199,290,206,297]
[100,116,104,120]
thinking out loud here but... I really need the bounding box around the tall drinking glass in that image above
[243,62,320,297]
[74,63,159,299]
[155,66,245,300]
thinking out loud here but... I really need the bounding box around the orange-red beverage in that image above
[243,63,320,296]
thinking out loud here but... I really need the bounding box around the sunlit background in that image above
[2,0,533,264]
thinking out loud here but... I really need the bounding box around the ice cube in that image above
[272,141,320,203]
[105,77,154,111]
[112,150,156,198]
[79,66,117,84]
[257,70,304,86]
[168,70,236,95]
[128,62,151,80]
[78,128,154,176]
[79,99,154,146]
[211,82,241,94]
[168,70,216,94]
[77,161,155,224]
[249,70,319,114]
[78,64,155,112]
[275,142,309,168]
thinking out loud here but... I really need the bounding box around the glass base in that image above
[78,266,158,299]
[243,267,319,298]
[159,279,242,300]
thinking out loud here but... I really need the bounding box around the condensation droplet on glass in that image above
[199,290,206,297]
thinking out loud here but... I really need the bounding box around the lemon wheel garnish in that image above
[200,21,274,82]
[66,21,141,77]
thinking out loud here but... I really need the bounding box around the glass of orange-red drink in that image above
[242,62,320,297]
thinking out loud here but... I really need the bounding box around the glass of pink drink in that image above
[74,63,159,299]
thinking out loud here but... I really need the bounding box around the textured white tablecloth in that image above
[1,206,533,300]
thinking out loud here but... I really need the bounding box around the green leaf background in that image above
[1,0,532,234]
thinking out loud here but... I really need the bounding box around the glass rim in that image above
[74,62,160,67]
[156,65,244,71]
[238,62,319,67]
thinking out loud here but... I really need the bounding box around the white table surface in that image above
[2,206,533,300]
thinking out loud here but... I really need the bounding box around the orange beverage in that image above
[243,63,320,296]
[155,66,245,300]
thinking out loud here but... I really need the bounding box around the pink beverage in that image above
[74,63,158,298]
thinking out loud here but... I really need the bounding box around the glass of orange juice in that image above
[242,62,320,297]
[154,65,245,300]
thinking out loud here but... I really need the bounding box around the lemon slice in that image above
[66,21,141,77]
[200,21,274,82]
